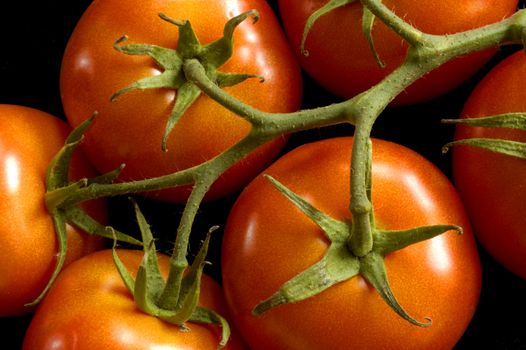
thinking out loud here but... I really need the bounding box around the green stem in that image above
[346,60,430,256]
[360,0,426,47]
[57,168,196,207]
[348,127,374,257]
[56,3,526,207]
[183,59,355,133]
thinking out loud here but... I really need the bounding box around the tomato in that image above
[23,249,246,349]
[277,0,518,105]
[0,105,105,317]
[60,0,302,203]
[452,50,526,279]
[221,137,481,349]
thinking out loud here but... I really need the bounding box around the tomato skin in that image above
[0,105,105,317]
[277,0,517,105]
[60,0,302,202]
[23,249,246,350]
[222,137,481,349]
[452,50,526,279]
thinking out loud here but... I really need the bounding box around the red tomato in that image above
[60,0,302,202]
[277,0,517,105]
[452,50,526,279]
[23,249,246,349]
[0,105,105,316]
[222,137,481,349]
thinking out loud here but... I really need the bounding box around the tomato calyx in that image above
[31,115,142,308]
[442,112,526,159]
[253,174,462,327]
[110,10,264,152]
[112,200,231,349]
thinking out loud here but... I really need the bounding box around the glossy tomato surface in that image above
[222,137,481,349]
[60,0,302,202]
[23,249,246,349]
[277,0,518,105]
[453,50,526,279]
[0,105,105,317]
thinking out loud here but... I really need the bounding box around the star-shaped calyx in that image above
[110,10,264,152]
[253,174,462,327]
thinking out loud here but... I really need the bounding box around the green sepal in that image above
[300,0,356,56]
[253,241,360,315]
[134,250,165,315]
[443,138,526,160]
[111,230,136,294]
[133,199,166,301]
[113,35,183,70]
[254,175,358,315]
[360,252,432,327]
[159,14,202,58]
[25,209,68,307]
[190,306,231,349]
[87,163,126,185]
[201,10,259,69]
[110,70,184,102]
[46,112,97,190]
[216,72,265,88]
[264,175,349,241]
[442,113,526,159]
[162,81,202,152]
[374,224,462,255]
[65,206,142,246]
[362,6,385,68]
[442,112,526,130]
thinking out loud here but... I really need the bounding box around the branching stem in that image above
[47,1,526,324]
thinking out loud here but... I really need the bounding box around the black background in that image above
[0,1,525,349]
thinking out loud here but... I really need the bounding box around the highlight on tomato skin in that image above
[277,0,518,105]
[0,104,106,317]
[22,249,248,350]
[59,0,303,203]
[221,136,481,350]
[452,50,526,280]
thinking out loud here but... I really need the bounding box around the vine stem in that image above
[55,4,526,208]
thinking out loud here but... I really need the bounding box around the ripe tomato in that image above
[23,249,246,349]
[0,105,105,316]
[277,0,518,105]
[60,0,302,202]
[222,137,481,349]
[452,50,526,279]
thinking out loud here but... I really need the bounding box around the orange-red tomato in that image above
[0,105,105,317]
[23,249,247,349]
[60,0,302,202]
[222,137,481,349]
[277,0,518,105]
[452,50,526,279]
